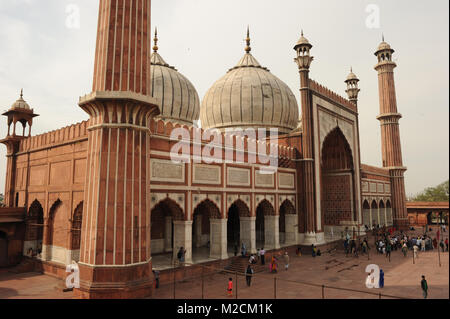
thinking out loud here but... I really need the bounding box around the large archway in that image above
[25,199,44,257]
[192,199,221,261]
[227,200,251,254]
[321,127,355,229]
[256,200,277,250]
[151,198,184,255]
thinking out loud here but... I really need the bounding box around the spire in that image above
[153,27,159,53]
[245,26,251,53]
[382,33,385,42]
[20,88,23,99]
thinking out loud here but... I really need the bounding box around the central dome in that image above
[200,30,298,134]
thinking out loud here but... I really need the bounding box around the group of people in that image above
[343,237,370,257]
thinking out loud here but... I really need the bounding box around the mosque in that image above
[0,0,408,298]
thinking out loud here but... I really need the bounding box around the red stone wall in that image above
[321,174,352,225]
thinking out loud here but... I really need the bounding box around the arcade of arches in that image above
[362,199,393,228]
[23,199,84,265]
[150,197,298,267]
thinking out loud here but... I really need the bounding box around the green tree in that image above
[411,180,449,202]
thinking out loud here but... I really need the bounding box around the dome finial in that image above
[245,26,251,53]
[20,88,23,99]
[153,27,159,53]
[301,29,304,37]
[382,33,385,42]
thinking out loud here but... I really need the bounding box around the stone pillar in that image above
[264,216,280,250]
[75,0,160,299]
[172,221,192,265]
[209,219,228,260]
[164,216,173,252]
[194,215,202,248]
[240,217,256,254]
[284,214,298,246]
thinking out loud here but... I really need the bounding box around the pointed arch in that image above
[371,200,378,210]
[71,201,83,251]
[26,199,44,242]
[363,200,370,210]
[227,199,250,218]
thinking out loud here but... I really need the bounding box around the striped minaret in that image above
[374,37,408,230]
[76,0,160,299]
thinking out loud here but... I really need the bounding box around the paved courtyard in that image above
[0,243,448,299]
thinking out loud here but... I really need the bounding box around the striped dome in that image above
[150,49,200,125]
[200,51,298,134]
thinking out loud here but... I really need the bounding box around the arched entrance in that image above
[279,200,296,246]
[192,199,221,260]
[379,200,386,227]
[227,200,251,254]
[386,200,392,226]
[151,198,184,255]
[321,128,355,229]
[25,199,44,257]
[71,202,83,262]
[363,200,371,228]
[0,231,7,268]
[371,200,379,227]
[47,199,67,263]
[256,200,277,250]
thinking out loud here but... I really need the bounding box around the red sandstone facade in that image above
[0,0,409,298]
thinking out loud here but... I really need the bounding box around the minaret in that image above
[374,37,408,229]
[1,90,39,207]
[294,31,317,243]
[76,0,160,299]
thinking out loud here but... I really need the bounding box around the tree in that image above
[411,181,449,202]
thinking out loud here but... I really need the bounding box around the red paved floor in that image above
[0,228,448,299]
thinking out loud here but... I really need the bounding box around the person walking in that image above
[413,245,419,260]
[379,269,385,288]
[260,248,266,265]
[386,241,392,260]
[241,242,247,257]
[433,238,438,250]
[245,265,254,287]
[153,270,160,289]
[227,278,233,297]
[440,239,445,252]
[421,238,426,252]
[402,242,408,257]
[311,244,317,258]
[445,238,449,252]
[283,251,290,271]
[177,247,186,265]
[421,275,428,299]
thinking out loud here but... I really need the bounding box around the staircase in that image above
[224,257,266,274]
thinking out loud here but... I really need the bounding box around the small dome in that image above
[345,69,359,82]
[294,31,312,49]
[201,32,298,134]
[150,31,200,125]
[11,90,31,110]
[375,38,395,56]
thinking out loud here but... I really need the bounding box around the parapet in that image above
[19,121,89,153]
[309,79,357,112]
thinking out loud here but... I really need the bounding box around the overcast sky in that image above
[0,0,448,197]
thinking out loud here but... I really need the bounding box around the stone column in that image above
[172,221,193,265]
[209,219,228,260]
[194,215,202,248]
[264,216,280,250]
[240,217,256,254]
[284,214,298,246]
[164,216,173,252]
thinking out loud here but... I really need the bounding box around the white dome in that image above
[200,51,298,134]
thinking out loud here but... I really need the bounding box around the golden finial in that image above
[245,26,251,53]
[153,27,159,52]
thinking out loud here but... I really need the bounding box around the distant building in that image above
[407,202,449,227]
